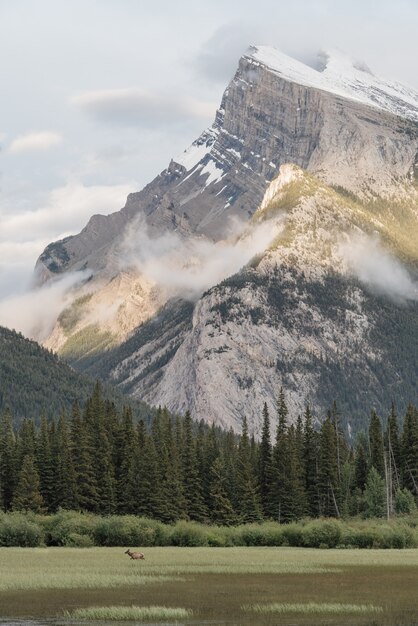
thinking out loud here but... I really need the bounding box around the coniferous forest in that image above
[1,384,417,523]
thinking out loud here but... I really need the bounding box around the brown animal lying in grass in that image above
[124,549,145,560]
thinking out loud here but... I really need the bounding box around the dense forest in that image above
[0,326,153,423]
[1,384,417,523]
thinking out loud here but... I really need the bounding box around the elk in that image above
[124,548,145,560]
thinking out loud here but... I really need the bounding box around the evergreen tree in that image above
[36,415,54,511]
[12,454,45,513]
[70,401,99,512]
[369,410,384,477]
[318,414,340,517]
[386,402,401,490]
[209,455,236,525]
[182,411,207,521]
[258,403,273,517]
[53,414,78,510]
[364,466,386,518]
[287,422,308,520]
[303,405,318,517]
[236,416,262,523]
[0,409,16,511]
[270,389,291,521]
[401,405,418,497]
[354,432,369,492]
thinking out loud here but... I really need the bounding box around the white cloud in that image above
[0,181,136,300]
[0,271,91,341]
[71,88,216,126]
[339,233,418,301]
[121,214,285,297]
[0,181,135,244]
[9,131,63,153]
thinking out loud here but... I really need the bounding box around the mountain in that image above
[35,45,418,434]
[0,325,154,424]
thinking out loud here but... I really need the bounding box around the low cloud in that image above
[0,271,91,341]
[9,131,62,153]
[0,181,135,245]
[0,180,136,301]
[339,233,418,301]
[72,89,217,127]
[120,214,284,297]
[192,22,260,84]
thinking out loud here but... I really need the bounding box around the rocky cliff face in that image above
[36,46,418,433]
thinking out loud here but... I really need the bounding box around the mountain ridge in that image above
[32,45,418,433]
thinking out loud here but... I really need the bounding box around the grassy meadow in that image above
[1,546,418,625]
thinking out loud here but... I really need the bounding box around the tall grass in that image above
[245,602,383,614]
[1,511,418,548]
[67,605,193,621]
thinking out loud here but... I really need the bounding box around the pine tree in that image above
[236,416,262,523]
[12,454,45,513]
[303,405,318,517]
[401,405,418,497]
[182,411,207,521]
[364,466,386,518]
[36,414,54,511]
[270,389,291,521]
[318,414,340,517]
[258,403,273,517]
[369,410,384,477]
[386,403,401,490]
[70,401,99,512]
[209,455,236,525]
[0,409,17,511]
[53,414,78,510]
[287,422,308,520]
[354,432,368,491]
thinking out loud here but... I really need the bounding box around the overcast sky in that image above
[1,0,418,300]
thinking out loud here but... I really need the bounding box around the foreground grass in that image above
[67,605,193,621]
[245,602,383,614]
[1,547,418,624]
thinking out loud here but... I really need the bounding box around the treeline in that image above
[0,385,417,523]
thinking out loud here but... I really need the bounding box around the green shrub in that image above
[93,516,164,547]
[42,510,95,546]
[0,512,44,547]
[170,521,208,546]
[395,489,417,515]
[282,523,304,547]
[303,520,342,548]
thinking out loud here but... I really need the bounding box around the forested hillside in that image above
[0,326,153,423]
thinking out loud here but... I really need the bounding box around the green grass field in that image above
[0,547,418,624]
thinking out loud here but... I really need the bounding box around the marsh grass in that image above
[1,547,418,624]
[245,602,383,614]
[66,605,193,621]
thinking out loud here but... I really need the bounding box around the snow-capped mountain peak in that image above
[247,44,418,122]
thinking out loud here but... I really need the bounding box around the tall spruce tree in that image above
[182,411,207,521]
[236,416,262,523]
[401,405,418,498]
[369,410,384,477]
[12,454,45,513]
[303,405,318,517]
[318,414,340,517]
[258,403,273,517]
[0,409,16,511]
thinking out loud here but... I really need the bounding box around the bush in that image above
[282,523,304,547]
[0,512,44,547]
[395,489,417,515]
[170,521,208,546]
[42,510,95,546]
[93,516,164,547]
[303,520,342,548]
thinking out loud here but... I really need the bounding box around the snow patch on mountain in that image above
[248,45,418,122]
